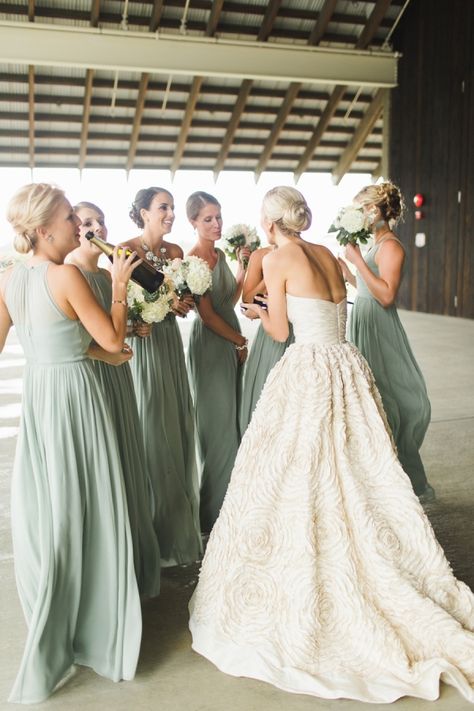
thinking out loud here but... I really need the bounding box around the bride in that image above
[188,186,474,704]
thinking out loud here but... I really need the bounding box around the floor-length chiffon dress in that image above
[348,236,432,496]
[187,249,242,533]
[5,261,141,704]
[81,268,161,597]
[127,313,202,566]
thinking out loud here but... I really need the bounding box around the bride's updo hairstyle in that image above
[262,186,312,236]
[7,183,66,254]
[129,187,173,229]
[355,181,405,225]
[186,191,221,222]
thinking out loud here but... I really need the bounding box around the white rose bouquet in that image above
[328,205,372,246]
[127,278,175,324]
[162,256,212,302]
[221,224,261,268]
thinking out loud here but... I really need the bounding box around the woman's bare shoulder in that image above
[163,240,184,259]
[120,236,141,249]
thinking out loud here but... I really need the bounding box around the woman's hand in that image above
[240,302,264,320]
[337,257,351,280]
[236,346,248,365]
[240,303,261,320]
[172,292,194,317]
[87,342,133,365]
[236,247,252,270]
[107,344,133,366]
[344,243,363,267]
[133,321,153,338]
[112,246,141,286]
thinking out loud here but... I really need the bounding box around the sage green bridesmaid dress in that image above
[239,322,294,435]
[127,313,202,566]
[348,236,432,497]
[5,262,141,704]
[187,249,242,533]
[81,268,160,597]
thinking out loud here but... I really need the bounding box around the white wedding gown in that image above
[189,295,474,704]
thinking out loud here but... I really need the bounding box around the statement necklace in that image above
[141,241,167,268]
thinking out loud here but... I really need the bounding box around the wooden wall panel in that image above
[389,0,473,318]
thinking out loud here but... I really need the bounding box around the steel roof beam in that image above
[0,22,398,88]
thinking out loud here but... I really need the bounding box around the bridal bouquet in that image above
[127,278,175,324]
[328,205,372,247]
[221,224,261,268]
[162,256,212,301]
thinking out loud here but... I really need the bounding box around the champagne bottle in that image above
[85,232,164,293]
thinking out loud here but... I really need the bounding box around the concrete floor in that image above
[0,310,473,710]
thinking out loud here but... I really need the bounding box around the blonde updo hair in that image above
[262,186,312,236]
[355,181,405,225]
[7,183,66,254]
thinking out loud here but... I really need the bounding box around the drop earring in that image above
[46,234,54,243]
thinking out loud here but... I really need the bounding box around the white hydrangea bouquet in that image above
[328,205,372,246]
[162,256,212,302]
[127,277,176,324]
[221,224,261,268]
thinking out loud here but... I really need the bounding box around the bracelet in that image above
[112,299,127,306]
[235,339,248,351]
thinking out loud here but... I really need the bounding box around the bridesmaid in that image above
[68,201,161,598]
[239,246,294,435]
[122,187,202,566]
[0,183,141,703]
[186,191,249,534]
[339,181,435,502]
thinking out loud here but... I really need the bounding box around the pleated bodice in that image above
[5,261,91,363]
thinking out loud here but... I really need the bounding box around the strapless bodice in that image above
[286,294,347,346]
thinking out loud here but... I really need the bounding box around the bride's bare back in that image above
[267,239,346,305]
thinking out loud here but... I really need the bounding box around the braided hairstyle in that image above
[355,181,405,225]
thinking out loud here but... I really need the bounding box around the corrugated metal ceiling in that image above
[0,0,407,180]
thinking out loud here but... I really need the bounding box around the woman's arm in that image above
[53,248,138,352]
[196,293,247,347]
[196,294,248,364]
[242,248,268,302]
[0,286,12,353]
[337,257,357,288]
[233,247,251,305]
[243,251,289,342]
[345,239,404,307]
[87,342,133,366]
